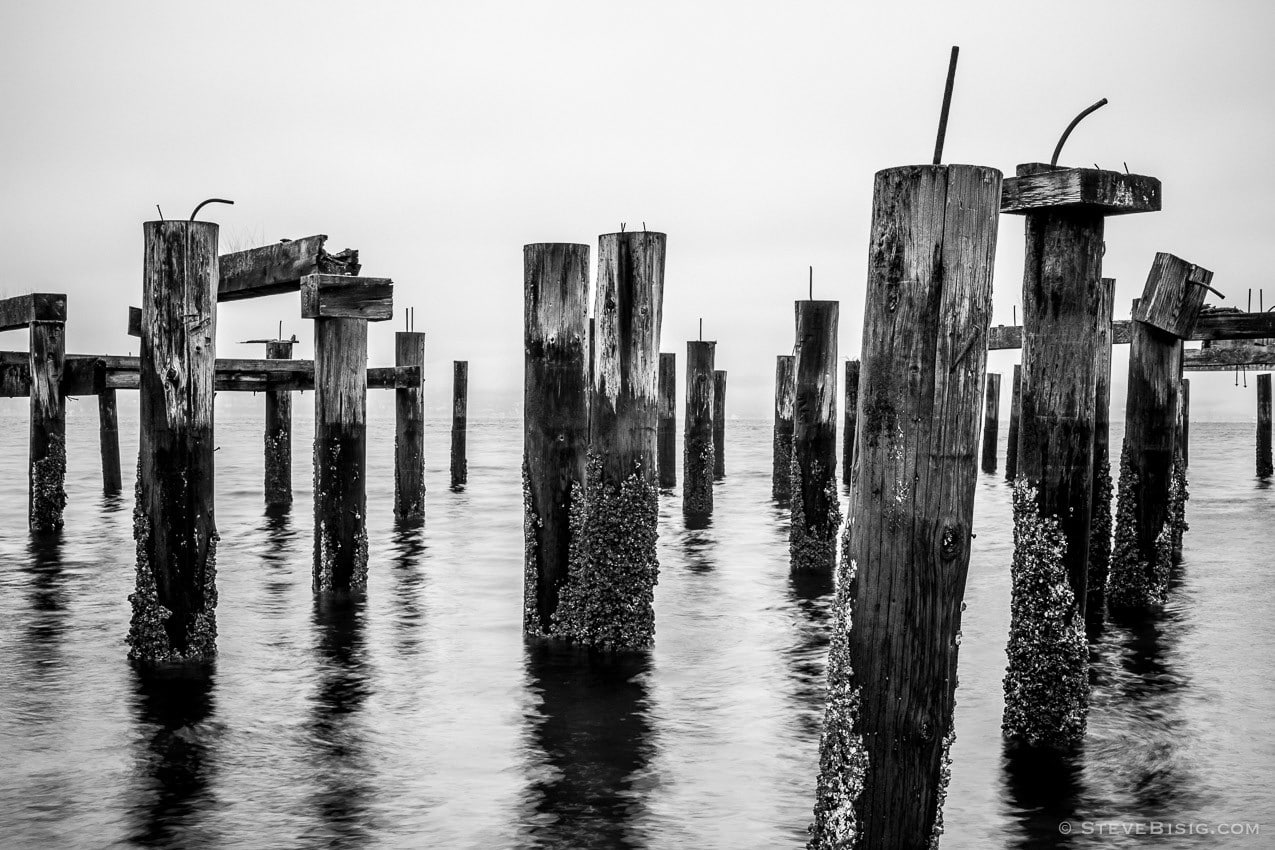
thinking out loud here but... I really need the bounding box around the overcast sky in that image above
[2,1,1273,420]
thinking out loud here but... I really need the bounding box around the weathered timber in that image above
[810,164,1001,849]
[773,355,796,501]
[1087,278,1116,616]
[302,275,393,321]
[791,300,839,573]
[80,356,419,393]
[28,319,66,531]
[128,221,219,662]
[990,319,1131,350]
[1183,345,1275,370]
[1259,374,1273,478]
[657,352,677,488]
[1000,164,1161,216]
[98,388,122,496]
[0,351,102,397]
[842,360,859,487]
[128,306,142,338]
[1192,311,1275,341]
[981,373,1001,473]
[1133,253,1213,339]
[552,230,665,650]
[712,369,727,479]
[1006,364,1022,481]
[683,341,716,516]
[1179,378,1190,467]
[394,331,427,519]
[264,340,294,508]
[523,243,590,637]
[450,361,468,488]
[0,293,66,332]
[219,235,360,302]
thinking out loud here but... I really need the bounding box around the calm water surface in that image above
[1,402,1272,848]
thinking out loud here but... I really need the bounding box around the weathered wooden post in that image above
[790,300,839,572]
[1000,164,1159,748]
[1110,255,1211,612]
[522,243,590,637]
[98,388,123,496]
[1179,377,1190,467]
[683,341,716,516]
[810,164,1001,848]
[451,361,468,488]
[712,369,727,479]
[980,372,1001,473]
[773,354,796,501]
[1087,278,1116,615]
[394,330,427,518]
[1005,364,1022,481]
[1258,374,1273,478]
[551,230,665,649]
[128,222,219,661]
[264,339,294,508]
[305,274,394,594]
[657,352,677,488]
[842,359,859,487]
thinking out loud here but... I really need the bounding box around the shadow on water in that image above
[125,664,218,847]
[518,643,655,850]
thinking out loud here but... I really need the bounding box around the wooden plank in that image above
[658,352,677,488]
[0,293,66,332]
[1191,310,1275,341]
[1183,345,1275,370]
[990,319,1132,350]
[218,235,360,302]
[0,352,102,397]
[301,274,393,321]
[842,359,860,487]
[980,372,1000,473]
[1132,253,1213,338]
[773,354,796,500]
[1001,165,1161,216]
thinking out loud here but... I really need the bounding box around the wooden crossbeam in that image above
[301,274,394,321]
[1183,345,1275,371]
[0,294,67,332]
[218,235,360,302]
[989,320,1132,351]
[1192,311,1275,341]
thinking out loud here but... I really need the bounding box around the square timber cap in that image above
[301,274,394,321]
[1001,163,1161,216]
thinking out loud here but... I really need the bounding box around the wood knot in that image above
[939,522,963,561]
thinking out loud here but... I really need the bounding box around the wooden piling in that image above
[658,352,676,488]
[980,373,1001,473]
[1179,378,1190,468]
[809,164,1001,848]
[842,359,859,487]
[128,221,219,662]
[712,369,727,479]
[1087,278,1116,615]
[1005,364,1021,481]
[98,388,122,496]
[522,243,590,638]
[1259,374,1273,477]
[451,361,468,488]
[394,331,427,518]
[264,340,294,508]
[551,230,665,650]
[790,300,839,572]
[683,341,716,515]
[28,317,66,531]
[773,355,796,501]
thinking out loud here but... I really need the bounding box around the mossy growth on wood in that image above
[30,435,67,532]
[1002,480,1088,749]
[1108,443,1171,610]
[790,453,842,572]
[1086,455,1113,612]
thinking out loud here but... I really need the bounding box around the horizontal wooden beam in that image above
[1184,345,1275,371]
[218,235,360,302]
[1001,164,1161,216]
[128,306,141,337]
[301,274,394,321]
[0,293,67,332]
[989,320,1132,351]
[1192,311,1275,341]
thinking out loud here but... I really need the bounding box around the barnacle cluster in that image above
[312,438,369,592]
[929,722,956,849]
[263,428,291,505]
[790,453,842,572]
[683,433,714,514]
[1169,454,1189,557]
[522,460,546,636]
[773,429,794,501]
[30,435,67,531]
[1086,455,1113,610]
[1108,444,1172,610]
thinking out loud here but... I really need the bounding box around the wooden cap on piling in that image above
[1001,164,1161,216]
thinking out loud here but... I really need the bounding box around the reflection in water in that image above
[679,520,717,573]
[785,570,834,741]
[390,517,428,654]
[22,532,68,670]
[1001,743,1085,849]
[259,509,297,603]
[126,665,218,847]
[519,644,655,849]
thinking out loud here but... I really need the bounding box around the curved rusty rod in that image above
[1050,98,1108,168]
[1187,278,1226,300]
[189,198,234,222]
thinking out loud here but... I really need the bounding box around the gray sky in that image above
[2,0,1273,420]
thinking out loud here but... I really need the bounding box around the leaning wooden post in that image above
[772,355,796,501]
[551,230,665,650]
[980,372,1001,473]
[842,359,860,487]
[657,352,677,488]
[264,339,294,508]
[1005,364,1022,481]
[999,164,1159,748]
[790,300,839,572]
[26,298,67,531]
[683,341,716,515]
[1086,278,1116,615]
[1110,255,1211,613]
[451,361,468,488]
[712,369,727,479]
[128,221,219,661]
[809,164,1001,848]
[394,330,427,518]
[305,274,393,594]
[522,243,590,637]
[1258,374,1273,478]
[98,388,123,495]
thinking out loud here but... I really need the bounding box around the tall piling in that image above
[790,300,839,572]
[980,373,1001,473]
[1179,378,1190,468]
[657,353,677,488]
[522,243,590,638]
[264,339,294,508]
[683,341,716,516]
[28,314,66,531]
[1258,374,1273,478]
[773,355,796,501]
[451,361,468,488]
[842,359,859,487]
[1087,278,1116,615]
[551,230,665,650]
[128,221,219,662]
[1005,364,1021,481]
[809,164,1001,848]
[394,331,427,518]
[712,370,727,479]
[98,388,122,496]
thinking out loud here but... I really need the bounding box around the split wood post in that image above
[551,230,665,650]
[27,299,67,531]
[1087,278,1116,615]
[127,222,219,661]
[98,388,122,495]
[523,243,590,637]
[1259,374,1273,477]
[773,354,796,500]
[712,369,727,479]
[683,341,716,516]
[790,300,839,572]
[809,164,1001,849]
[657,352,677,488]
[980,373,1001,473]
[1000,164,1159,748]
[842,359,860,487]
[264,339,294,508]
[451,361,468,488]
[1110,255,1211,612]
[305,274,393,593]
[1005,364,1021,481]
[394,330,426,518]
[1179,378,1190,467]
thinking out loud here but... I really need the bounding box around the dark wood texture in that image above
[790,300,839,572]
[1006,364,1022,481]
[981,373,1001,473]
[1001,164,1161,216]
[394,331,427,518]
[657,352,677,488]
[1088,278,1116,613]
[451,361,468,487]
[218,235,360,302]
[712,369,726,479]
[683,341,715,515]
[0,293,65,332]
[128,306,142,338]
[1132,253,1213,338]
[1259,374,1273,478]
[842,360,860,487]
[98,388,122,495]
[1180,378,1190,467]
[28,320,66,531]
[1191,311,1275,341]
[301,275,394,322]
[264,340,294,507]
[1184,345,1275,370]
[990,319,1131,350]
[773,355,796,501]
